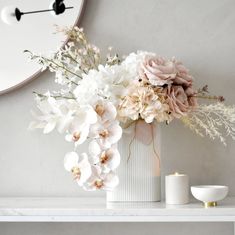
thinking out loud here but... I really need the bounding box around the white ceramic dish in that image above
[191,185,228,207]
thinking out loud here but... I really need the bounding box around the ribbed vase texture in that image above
[107,122,161,202]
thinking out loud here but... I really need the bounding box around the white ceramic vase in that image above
[107,120,161,202]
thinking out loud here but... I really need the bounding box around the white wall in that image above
[0,0,235,234]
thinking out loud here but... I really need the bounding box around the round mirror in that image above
[0,0,85,95]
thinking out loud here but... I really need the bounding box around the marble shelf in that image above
[0,197,235,222]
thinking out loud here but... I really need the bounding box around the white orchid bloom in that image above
[75,105,97,124]
[89,141,120,172]
[65,105,97,146]
[65,123,90,146]
[83,166,119,191]
[97,148,121,173]
[64,152,92,186]
[93,100,117,122]
[88,140,102,156]
[90,120,122,148]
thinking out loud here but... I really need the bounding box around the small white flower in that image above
[90,120,122,148]
[64,152,92,186]
[89,141,120,172]
[94,100,117,122]
[88,140,102,156]
[65,122,90,146]
[83,166,119,191]
[97,148,121,172]
[65,105,97,146]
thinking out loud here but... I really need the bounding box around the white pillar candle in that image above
[165,172,189,205]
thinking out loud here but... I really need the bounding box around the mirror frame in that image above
[0,0,86,95]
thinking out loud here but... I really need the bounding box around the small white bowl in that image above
[191,185,228,207]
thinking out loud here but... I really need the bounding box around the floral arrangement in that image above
[28,26,235,191]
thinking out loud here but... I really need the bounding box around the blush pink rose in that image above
[185,86,198,108]
[139,56,193,88]
[139,56,177,86]
[164,85,196,118]
[172,58,193,87]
